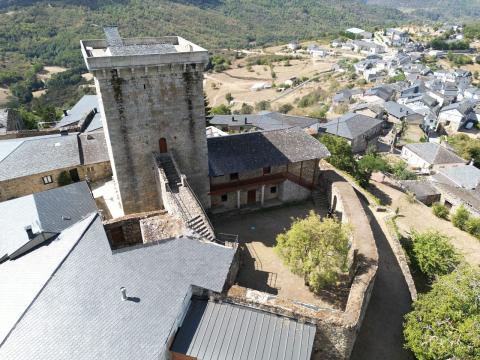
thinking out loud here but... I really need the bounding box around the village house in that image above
[384,28,409,47]
[360,85,395,103]
[346,27,372,39]
[207,127,330,212]
[383,101,423,124]
[318,112,384,153]
[0,131,111,202]
[55,95,100,131]
[332,88,363,105]
[209,112,321,134]
[437,100,478,132]
[401,142,466,173]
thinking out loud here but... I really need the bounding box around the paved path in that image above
[350,198,414,360]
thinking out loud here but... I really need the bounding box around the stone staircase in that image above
[187,215,215,241]
[312,188,330,217]
[155,152,216,241]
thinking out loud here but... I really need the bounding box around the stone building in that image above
[81,27,211,214]
[207,127,330,212]
[0,132,111,202]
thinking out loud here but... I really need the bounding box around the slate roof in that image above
[399,180,440,198]
[0,190,235,360]
[84,112,103,132]
[384,101,420,119]
[404,143,465,166]
[55,95,99,128]
[207,127,330,176]
[209,112,319,132]
[364,86,395,101]
[171,299,316,360]
[79,130,110,164]
[0,134,81,181]
[435,164,480,189]
[440,100,476,115]
[318,113,383,140]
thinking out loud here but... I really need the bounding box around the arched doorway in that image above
[159,138,168,153]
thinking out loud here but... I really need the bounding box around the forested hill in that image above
[363,0,480,21]
[0,0,406,69]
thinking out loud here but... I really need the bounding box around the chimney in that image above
[60,130,68,136]
[120,287,127,301]
[244,117,248,124]
[232,116,237,122]
[94,107,98,114]
[63,110,68,117]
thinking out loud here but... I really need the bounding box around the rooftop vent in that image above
[62,215,71,221]
[120,287,127,301]
[63,110,68,117]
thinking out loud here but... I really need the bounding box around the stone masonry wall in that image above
[93,62,210,215]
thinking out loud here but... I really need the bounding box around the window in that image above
[270,186,277,194]
[42,175,53,185]
[221,194,228,202]
[230,173,239,181]
[86,166,95,173]
[263,166,271,175]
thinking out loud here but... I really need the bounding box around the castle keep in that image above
[81,27,210,214]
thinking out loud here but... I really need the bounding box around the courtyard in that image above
[212,201,349,311]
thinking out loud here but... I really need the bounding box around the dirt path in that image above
[371,181,480,266]
[350,196,414,360]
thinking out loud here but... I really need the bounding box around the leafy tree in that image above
[239,103,253,114]
[451,205,470,231]
[275,211,350,292]
[319,134,355,173]
[432,202,449,220]
[391,161,417,180]
[465,217,480,239]
[57,171,73,186]
[255,100,271,112]
[210,104,231,115]
[225,92,233,103]
[410,230,461,279]
[448,134,480,167]
[297,89,326,108]
[309,105,329,120]
[355,152,389,188]
[404,265,480,360]
[278,103,293,114]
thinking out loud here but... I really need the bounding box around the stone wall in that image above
[223,174,378,360]
[278,179,312,202]
[0,162,111,202]
[93,61,210,215]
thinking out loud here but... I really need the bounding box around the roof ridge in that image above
[0,139,26,166]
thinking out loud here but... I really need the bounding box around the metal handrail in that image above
[164,182,191,222]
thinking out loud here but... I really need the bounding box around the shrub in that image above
[451,205,470,231]
[210,104,231,115]
[432,202,449,220]
[319,134,355,173]
[465,217,480,238]
[278,103,293,114]
[404,266,480,360]
[275,211,350,293]
[57,171,73,186]
[410,230,461,279]
[255,100,271,112]
[391,161,416,180]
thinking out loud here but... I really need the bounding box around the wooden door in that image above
[247,189,256,204]
[159,138,168,153]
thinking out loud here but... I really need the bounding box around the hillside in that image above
[1,0,406,70]
[364,0,480,21]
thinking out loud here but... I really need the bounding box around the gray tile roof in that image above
[0,134,81,181]
[79,130,110,164]
[207,127,330,176]
[441,100,476,115]
[384,101,419,119]
[84,112,103,132]
[0,181,96,261]
[404,143,465,166]
[365,86,395,101]
[171,299,316,360]
[399,180,440,198]
[209,112,319,132]
[0,217,235,359]
[436,164,480,189]
[55,95,99,128]
[318,113,383,140]
[104,27,177,56]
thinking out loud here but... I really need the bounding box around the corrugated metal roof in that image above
[171,299,316,360]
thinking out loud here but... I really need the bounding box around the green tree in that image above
[465,217,480,239]
[410,230,461,279]
[319,134,355,173]
[255,100,271,112]
[451,205,470,231]
[225,92,233,103]
[355,152,389,188]
[391,161,417,180]
[239,103,254,114]
[210,104,231,115]
[432,202,449,220]
[278,103,293,114]
[448,134,480,167]
[275,211,350,292]
[404,265,480,360]
[57,171,73,186]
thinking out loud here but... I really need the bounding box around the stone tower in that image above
[81,27,210,214]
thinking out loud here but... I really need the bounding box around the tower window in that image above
[221,194,228,202]
[42,175,53,185]
[270,186,277,194]
[143,84,146,90]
